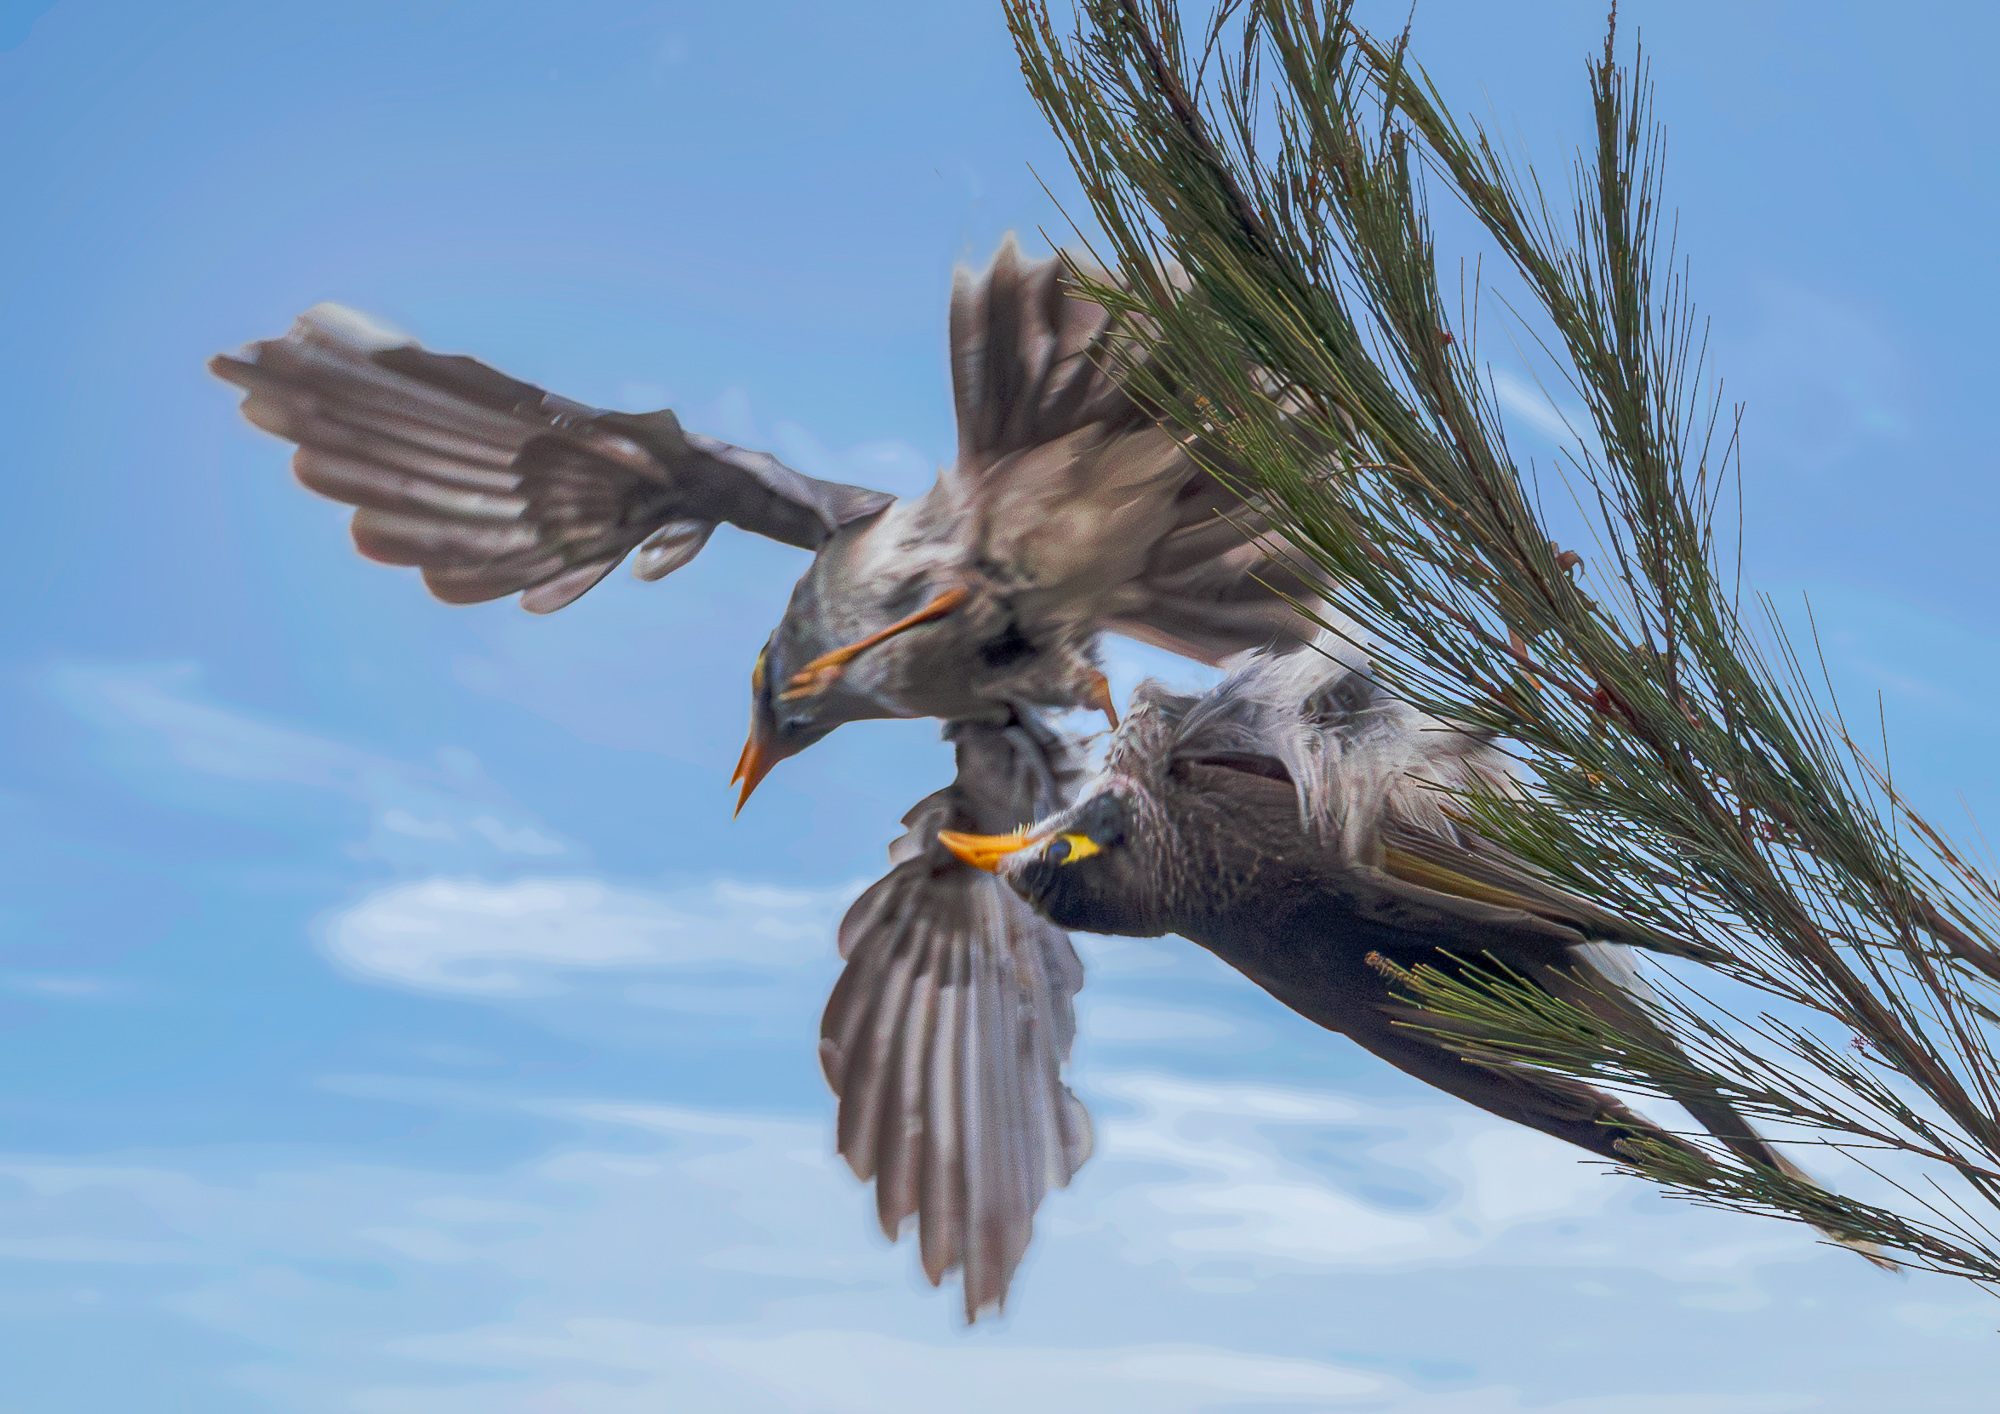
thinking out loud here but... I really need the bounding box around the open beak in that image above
[938,828,1044,872]
[730,727,780,817]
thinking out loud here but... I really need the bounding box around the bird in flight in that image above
[945,633,1891,1267]
[211,239,1321,1319]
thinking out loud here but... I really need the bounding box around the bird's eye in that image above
[1046,832,1102,866]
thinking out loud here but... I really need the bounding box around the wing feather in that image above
[293,451,527,521]
[916,955,969,1285]
[947,241,1320,656]
[818,714,1091,1321]
[213,304,893,609]
[824,901,924,1182]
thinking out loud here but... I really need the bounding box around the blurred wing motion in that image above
[210,305,893,612]
[818,715,1092,1320]
[946,239,1320,666]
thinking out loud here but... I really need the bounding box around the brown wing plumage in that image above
[211,304,892,612]
[948,239,1149,474]
[818,715,1091,1321]
[947,240,1320,664]
[1107,516,1323,665]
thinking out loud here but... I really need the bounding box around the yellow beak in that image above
[937,828,1043,872]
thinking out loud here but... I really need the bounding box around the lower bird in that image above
[944,633,1891,1265]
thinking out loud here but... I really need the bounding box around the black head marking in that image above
[977,619,1038,669]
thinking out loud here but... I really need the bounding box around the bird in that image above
[943,633,1893,1265]
[209,238,1322,1319]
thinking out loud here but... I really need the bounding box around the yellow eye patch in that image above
[751,649,767,695]
[1049,832,1102,865]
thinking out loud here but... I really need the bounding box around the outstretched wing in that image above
[211,304,893,612]
[947,240,1320,665]
[818,713,1091,1321]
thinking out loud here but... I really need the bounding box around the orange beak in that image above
[1085,669,1120,729]
[730,727,780,817]
[937,828,1044,872]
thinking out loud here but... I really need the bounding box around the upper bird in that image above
[945,636,1890,1264]
[210,239,1320,1319]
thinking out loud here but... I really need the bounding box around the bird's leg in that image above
[780,584,971,700]
[1084,669,1120,729]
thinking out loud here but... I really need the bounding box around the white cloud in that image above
[837,439,938,499]
[1082,1072,1827,1290]
[345,1323,1821,1413]
[0,1073,1954,1412]
[1731,283,1906,469]
[52,660,362,787]
[43,661,575,868]
[322,876,853,996]
[0,1236,198,1263]
[1083,1002,1241,1042]
[1071,933,1187,975]
[611,379,671,410]
[1891,1300,1997,1340]
[466,816,566,855]
[1490,367,1597,453]
[355,1324,1395,1414]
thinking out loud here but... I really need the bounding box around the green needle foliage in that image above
[1007,0,2000,1284]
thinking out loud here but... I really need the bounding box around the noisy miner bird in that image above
[944,633,1891,1265]
[209,239,1322,1318]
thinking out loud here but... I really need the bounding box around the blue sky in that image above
[5,1,2000,1409]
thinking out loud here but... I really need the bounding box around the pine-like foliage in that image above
[1007,0,2000,1284]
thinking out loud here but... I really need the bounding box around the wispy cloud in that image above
[1091,1073,1607,1268]
[367,1324,1819,1414]
[0,1075,1877,1412]
[43,661,573,869]
[323,876,852,996]
[1489,367,1599,456]
[1081,1001,1245,1043]
[365,1324,1399,1413]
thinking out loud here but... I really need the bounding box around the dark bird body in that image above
[950,638,1893,1258]
[210,240,1318,1318]
[1037,768,1720,1163]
